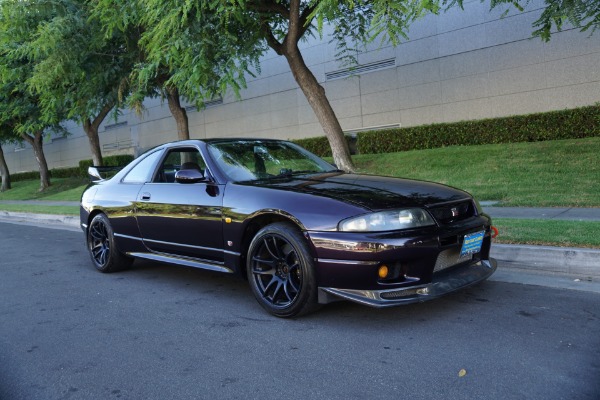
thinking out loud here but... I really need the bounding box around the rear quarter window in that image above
[122,150,163,184]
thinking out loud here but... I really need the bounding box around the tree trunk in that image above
[85,124,103,166]
[21,131,51,191]
[0,143,11,192]
[282,47,355,172]
[82,102,114,166]
[264,0,355,172]
[165,86,190,140]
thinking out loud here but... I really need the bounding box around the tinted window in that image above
[122,150,163,184]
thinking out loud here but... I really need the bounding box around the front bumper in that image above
[318,258,497,307]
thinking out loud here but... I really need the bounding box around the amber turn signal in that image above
[378,265,389,279]
[491,226,499,239]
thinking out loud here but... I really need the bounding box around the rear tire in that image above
[247,222,320,318]
[87,213,133,273]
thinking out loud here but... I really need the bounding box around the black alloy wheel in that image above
[87,213,132,273]
[247,223,319,318]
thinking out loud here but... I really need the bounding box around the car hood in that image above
[245,172,472,211]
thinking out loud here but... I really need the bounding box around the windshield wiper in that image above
[276,169,320,177]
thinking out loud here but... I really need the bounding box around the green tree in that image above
[93,0,225,141]
[26,0,134,166]
[491,0,600,40]
[0,0,66,191]
[114,0,449,172]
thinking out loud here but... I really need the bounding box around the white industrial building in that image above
[4,0,600,172]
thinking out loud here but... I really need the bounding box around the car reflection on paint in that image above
[80,139,497,317]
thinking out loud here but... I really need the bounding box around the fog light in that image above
[378,265,389,279]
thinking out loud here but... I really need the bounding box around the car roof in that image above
[156,137,290,151]
[202,138,290,144]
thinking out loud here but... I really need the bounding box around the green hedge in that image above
[294,105,600,156]
[11,171,40,182]
[293,136,335,158]
[11,154,135,182]
[78,154,134,175]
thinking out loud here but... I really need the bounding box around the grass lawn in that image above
[493,218,600,249]
[0,177,87,202]
[352,137,600,207]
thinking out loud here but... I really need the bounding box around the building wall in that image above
[4,0,600,172]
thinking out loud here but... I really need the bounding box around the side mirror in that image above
[175,169,205,184]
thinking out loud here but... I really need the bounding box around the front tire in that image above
[87,213,133,273]
[247,222,320,318]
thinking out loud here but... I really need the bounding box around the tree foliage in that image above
[0,0,68,190]
[128,0,456,171]
[2,0,598,178]
[490,0,600,40]
[24,0,134,166]
[92,0,240,140]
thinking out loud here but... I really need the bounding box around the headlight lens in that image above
[338,208,436,232]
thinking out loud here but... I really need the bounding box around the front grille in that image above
[433,248,472,273]
[429,200,475,224]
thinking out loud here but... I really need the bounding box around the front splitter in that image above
[318,258,497,307]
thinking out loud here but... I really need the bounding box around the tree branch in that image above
[286,0,301,48]
[20,132,34,146]
[297,3,317,42]
[261,19,283,55]
[91,102,114,131]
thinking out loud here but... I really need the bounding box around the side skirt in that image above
[128,252,234,274]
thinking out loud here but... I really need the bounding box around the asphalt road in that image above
[1,222,599,400]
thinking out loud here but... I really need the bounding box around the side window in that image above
[122,150,163,184]
[153,148,207,183]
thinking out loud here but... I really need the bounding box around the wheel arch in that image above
[86,209,106,233]
[237,211,312,280]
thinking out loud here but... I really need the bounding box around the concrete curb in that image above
[0,211,80,230]
[491,244,600,278]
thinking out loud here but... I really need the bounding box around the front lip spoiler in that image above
[318,258,497,307]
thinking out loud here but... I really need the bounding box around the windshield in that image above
[207,140,337,182]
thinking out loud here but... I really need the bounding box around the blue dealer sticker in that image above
[460,231,485,257]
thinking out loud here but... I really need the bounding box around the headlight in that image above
[338,208,436,232]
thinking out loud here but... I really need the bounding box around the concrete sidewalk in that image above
[0,202,599,279]
[483,206,600,221]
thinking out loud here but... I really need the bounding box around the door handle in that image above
[141,192,151,201]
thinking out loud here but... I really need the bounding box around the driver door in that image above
[135,146,224,262]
